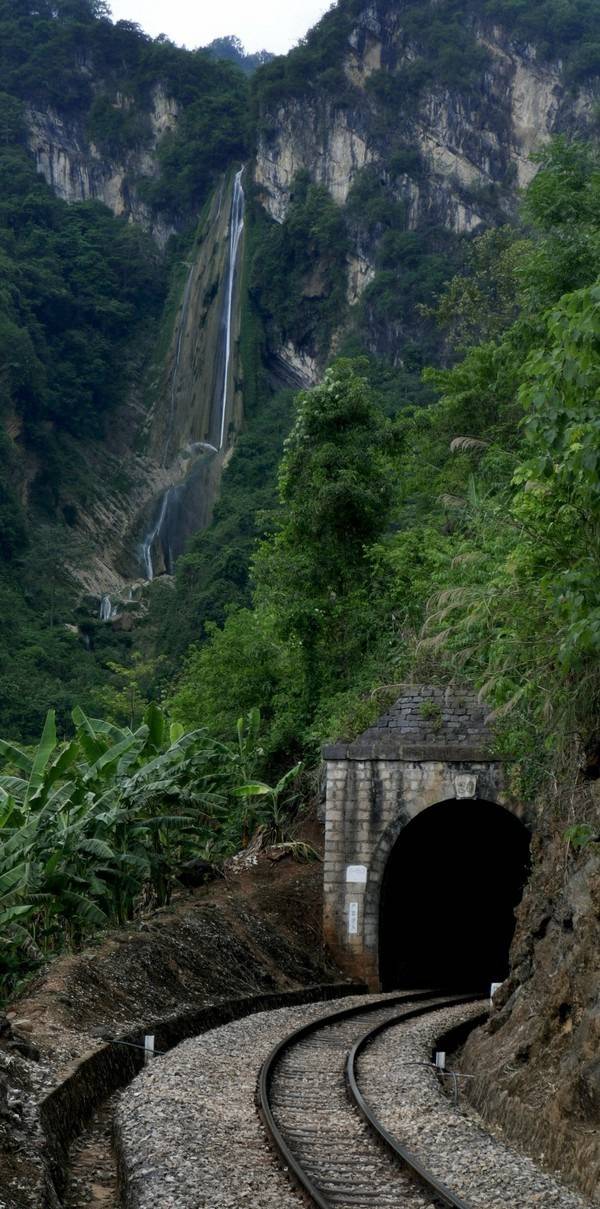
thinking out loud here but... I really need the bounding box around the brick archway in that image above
[322,685,531,988]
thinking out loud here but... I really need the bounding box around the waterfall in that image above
[140,169,246,582]
[99,595,118,622]
[218,167,245,450]
[141,488,172,582]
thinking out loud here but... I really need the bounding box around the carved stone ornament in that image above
[454,774,478,799]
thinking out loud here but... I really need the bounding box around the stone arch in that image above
[322,685,535,989]
[370,797,534,986]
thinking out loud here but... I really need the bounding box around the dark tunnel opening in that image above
[379,799,531,991]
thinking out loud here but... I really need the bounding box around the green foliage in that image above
[139,68,250,218]
[0,1,249,214]
[249,173,349,356]
[161,386,297,661]
[252,6,355,108]
[564,823,599,849]
[424,226,527,349]
[0,141,163,441]
[173,361,399,761]
[253,0,600,115]
[205,36,274,76]
[177,139,600,800]
[0,702,300,999]
[86,92,151,155]
[406,141,600,768]
[480,0,600,82]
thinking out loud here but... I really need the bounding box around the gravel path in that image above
[357,1001,595,1209]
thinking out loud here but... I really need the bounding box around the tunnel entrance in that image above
[379,799,530,991]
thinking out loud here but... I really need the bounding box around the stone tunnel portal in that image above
[379,799,531,991]
[323,685,533,989]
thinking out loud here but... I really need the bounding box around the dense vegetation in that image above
[0,0,249,217]
[205,35,273,76]
[2,0,600,995]
[172,141,600,797]
[0,90,167,740]
[249,171,349,357]
[253,0,600,111]
[0,0,251,740]
[0,703,301,999]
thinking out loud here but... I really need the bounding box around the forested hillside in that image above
[173,139,600,790]
[0,0,250,736]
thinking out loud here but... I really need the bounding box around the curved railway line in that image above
[258,991,486,1209]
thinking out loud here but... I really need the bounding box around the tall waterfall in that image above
[140,169,246,582]
[99,594,114,623]
[141,486,175,581]
[218,168,245,450]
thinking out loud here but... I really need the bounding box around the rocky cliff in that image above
[26,86,178,246]
[53,170,246,598]
[461,826,600,1201]
[7,0,597,610]
[253,2,594,369]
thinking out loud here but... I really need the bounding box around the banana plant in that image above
[0,700,299,1002]
[232,762,303,844]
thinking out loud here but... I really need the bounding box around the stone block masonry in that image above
[322,684,527,987]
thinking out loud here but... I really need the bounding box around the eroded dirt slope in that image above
[0,850,342,1209]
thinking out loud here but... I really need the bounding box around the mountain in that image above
[251,0,596,372]
[1,5,599,1192]
[0,0,597,740]
[205,35,274,75]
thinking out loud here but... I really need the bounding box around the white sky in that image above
[108,1,334,55]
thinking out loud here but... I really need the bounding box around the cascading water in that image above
[218,167,245,451]
[141,487,173,581]
[99,595,118,622]
[140,168,246,582]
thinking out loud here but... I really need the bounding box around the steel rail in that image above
[346,999,486,1209]
[257,990,484,1209]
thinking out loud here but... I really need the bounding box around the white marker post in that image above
[435,1051,446,1071]
[144,1034,155,1065]
[490,982,503,1006]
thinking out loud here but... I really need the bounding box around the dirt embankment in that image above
[461,827,600,1203]
[0,850,346,1209]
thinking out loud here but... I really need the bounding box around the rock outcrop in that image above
[26,86,178,246]
[254,4,593,370]
[256,15,592,236]
[460,829,600,1202]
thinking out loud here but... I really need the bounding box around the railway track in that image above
[258,991,485,1209]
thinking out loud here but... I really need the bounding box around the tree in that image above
[253,360,396,705]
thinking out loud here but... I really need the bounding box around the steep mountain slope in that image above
[0,2,252,733]
[163,0,598,664]
[250,0,595,374]
[0,0,598,737]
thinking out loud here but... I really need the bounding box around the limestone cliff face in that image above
[254,3,593,370]
[37,172,245,598]
[26,86,177,246]
[256,16,592,231]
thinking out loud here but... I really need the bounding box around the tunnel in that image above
[378,799,531,991]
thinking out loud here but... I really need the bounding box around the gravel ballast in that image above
[116,993,387,1209]
[357,1001,595,1209]
[116,994,596,1209]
